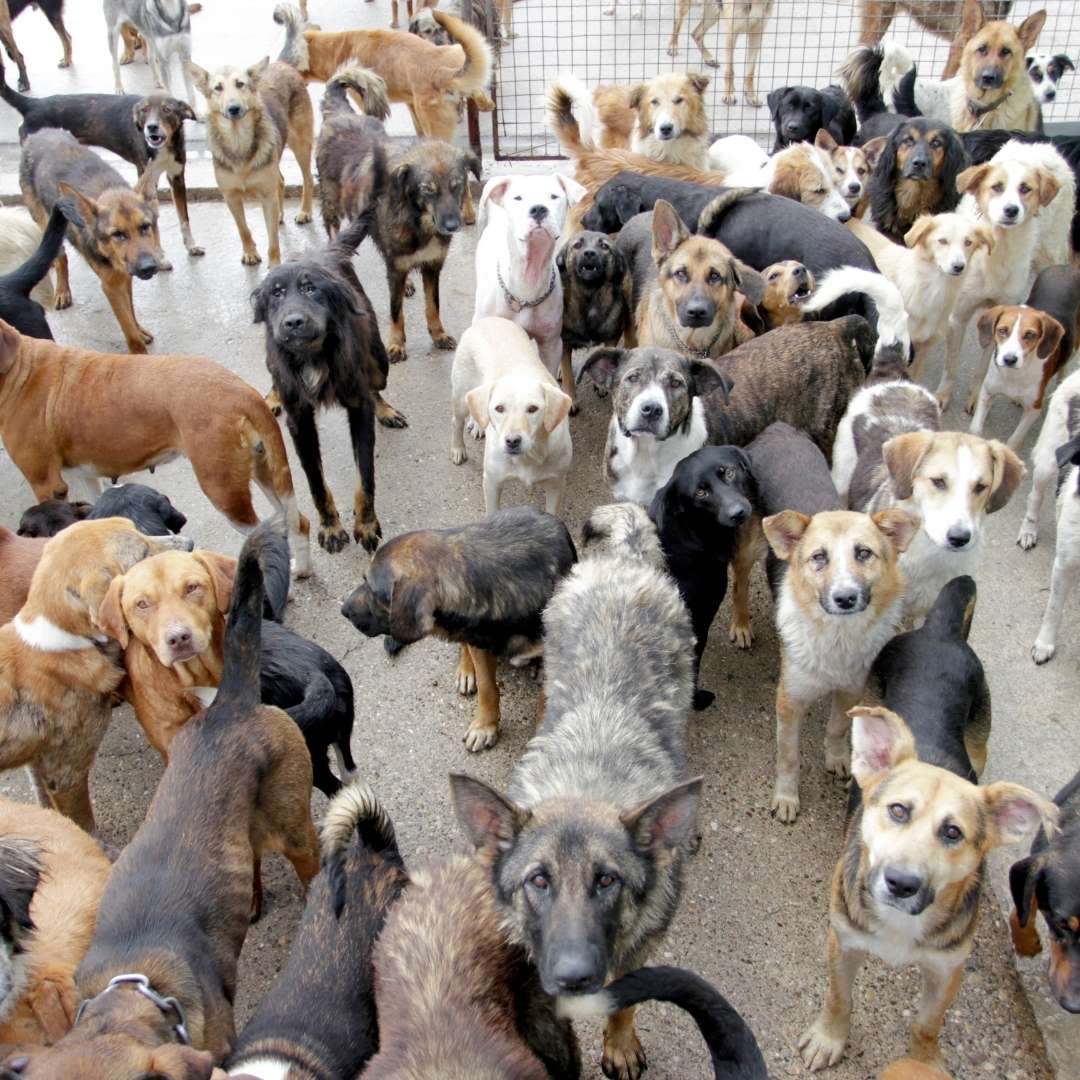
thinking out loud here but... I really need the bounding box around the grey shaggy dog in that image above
[580,503,665,568]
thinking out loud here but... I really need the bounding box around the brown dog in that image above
[0,320,312,577]
[0,519,192,833]
[0,796,111,1048]
[759,260,815,328]
[0,0,31,92]
[0,526,45,625]
[19,129,163,354]
[189,57,315,267]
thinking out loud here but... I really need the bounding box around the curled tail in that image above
[0,205,68,299]
[695,188,762,237]
[321,781,402,916]
[442,10,492,97]
[548,73,599,151]
[273,2,310,72]
[284,669,336,731]
[323,64,390,121]
[802,266,910,361]
[457,0,502,56]
[546,78,588,156]
[892,66,922,117]
[840,45,888,124]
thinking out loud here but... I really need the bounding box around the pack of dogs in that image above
[0,0,1075,1079]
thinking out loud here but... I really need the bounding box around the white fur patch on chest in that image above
[14,614,100,652]
[228,1058,292,1080]
[607,397,707,504]
[900,528,982,619]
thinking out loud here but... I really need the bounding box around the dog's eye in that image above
[494,404,505,414]
[664,373,684,389]
[977,44,989,56]
[112,230,126,242]
[272,283,286,297]
[854,545,873,563]
[550,193,559,201]
[596,872,619,890]
[528,872,549,891]
[599,240,610,250]
[651,98,660,106]
[930,139,942,150]
[940,822,964,844]
[888,803,910,823]
[707,269,721,284]
[810,550,827,568]
[938,237,948,246]
[526,404,539,414]
[694,485,709,500]
[1023,329,1037,341]
[964,238,972,247]
[236,80,246,89]
[902,136,914,147]
[513,195,523,201]
[135,598,151,612]
[973,480,989,495]
[1018,183,1032,196]
[625,371,640,383]
[183,583,201,597]
[813,188,826,197]
[301,281,317,295]
[768,272,779,281]
[672,96,683,105]
[213,83,224,92]
[139,223,153,235]
[573,239,582,248]
[930,477,947,491]
[857,166,867,177]
[1000,47,1012,58]
[672,268,689,283]
[991,182,1005,194]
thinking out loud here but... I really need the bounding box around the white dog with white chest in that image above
[473,173,586,379]
[451,317,573,516]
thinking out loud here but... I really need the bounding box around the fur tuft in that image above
[880,41,916,112]
[546,80,587,155]
[321,781,398,917]
[326,64,390,121]
[841,45,888,123]
[441,9,492,97]
[548,73,599,149]
[274,3,310,72]
[581,503,665,568]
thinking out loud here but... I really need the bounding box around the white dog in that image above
[104,0,198,110]
[451,317,573,516]
[473,173,586,382]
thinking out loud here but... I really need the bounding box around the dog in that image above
[616,199,764,359]
[104,0,197,108]
[225,782,408,1079]
[0,519,192,832]
[767,84,857,152]
[315,66,481,363]
[1009,768,1080,1012]
[1,85,203,262]
[474,173,586,378]
[19,129,163,354]
[0,320,312,576]
[970,265,1080,450]
[450,317,573,516]
[0,205,67,341]
[274,1,492,142]
[758,260,815,328]
[0,525,320,1075]
[650,445,754,710]
[451,534,700,1080]
[189,56,315,267]
[548,71,711,168]
[407,5,447,43]
[0,528,46,625]
[341,507,576,752]
[0,208,54,310]
[18,483,187,541]
[3,0,71,78]
[799,704,1055,1071]
[406,5,498,114]
[580,501,666,567]
[252,213,405,556]
[0,0,30,91]
[823,136,875,215]
[836,380,1024,619]
[0,798,111,1047]
[1026,51,1075,106]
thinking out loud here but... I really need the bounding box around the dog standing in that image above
[104,0,197,109]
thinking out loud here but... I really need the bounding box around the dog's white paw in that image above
[745,93,762,107]
[450,446,467,465]
[466,417,485,440]
[798,1021,847,1072]
[770,787,800,824]
[1017,523,1039,550]
[463,721,498,752]
[721,92,737,105]
[1032,639,1056,664]
[457,669,476,696]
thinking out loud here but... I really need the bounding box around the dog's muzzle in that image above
[902,157,931,180]
[978,67,1004,89]
[998,351,1020,368]
[946,524,973,550]
[437,214,461,238]
[143,125,167,149]
[575,252,605,282]
[225,103,246,119]
[132,256,160,280]
[624,394,667,437]
[949,260,966,276]
[545,944,605,996]
[875,865,934,916]
[678,296,716,328]
[821,582,869,615]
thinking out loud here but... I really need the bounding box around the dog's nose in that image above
[528,204,549,222]
[283,314,306,332]
[1045,88,1056,101]
[979,69,1003,89]
[946,525,972,549]
[439,214,461,235]
[1002,203,1020,220]
[884,867,924,900]
[830,587,861,611]
[638,401,663,422]
[551,954,600,995]
[146,122,160,134]
[133,256,159,280]
[504,434,522,453]
[682,299,713,325]
[847,181,862,196]
[1001,352,1019,367]
[950,260,966,275]
[166,626,193,651]
[727,504,749,525]
[658,121,674,137]
[226,103,244,118]
[836,206,851,222]
[784,121,802,135]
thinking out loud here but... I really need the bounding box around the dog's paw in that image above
[1017,523,1039,550]
[241,250,262,266]
[265,388,284,417]
[935,388,952,413]
[138,327,154,345]
[376,404,408,429]
[17,78,30,93]
[692,688,715,711]
[403,278,416,298]
[1032,639,1056,665]
[354,518,382,554]
[665,44,678,57]
[601,1029,647,1080]
[384,635,407,657]
[463,719,499,752]
[58,59,71,69]
[55,289,72,310]
[568,400,580,417]
[156,257,173,272]
[295,210,312,225]
[798,1021,847,1072]
[466,417,485,440]
[721,92,737,105]
[388,344,407,364]
[729,620,753,649]
[432,333,457,351]
[456,667,476,695]
[703,57,720,68]
[450,446,468,465]
[318,522,350,554]
[963,395,978,418]
[770,787,800,824]
[824,748,850,778]
[745,93,763,107]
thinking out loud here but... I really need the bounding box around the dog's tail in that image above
[284,669,337,732]
[273,2,310,73]
[321,780,403,917]
[0,75,31,118]
[892,66,923,117]
[695,188,761,238]
[557,966,768,1080]
[840,45,889,123]
[323,64,390,122]
[443,9,492,97]
[924,574,978,641]
[546,76,592,157]
[455,0,502,57]
[875,40,917,115]
[0,204,69,300]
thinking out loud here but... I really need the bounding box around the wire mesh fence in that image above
[490,0,1080,160]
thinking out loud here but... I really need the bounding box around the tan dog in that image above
[0,526,46,625]
[759,260,814,328]
[799,706,1057,1072]
[763,508,919,823]
[188,57,315,267]
[450,317,573,516]
[0,797,111,1047]
[0,321,312,577]
[0,519,192,832]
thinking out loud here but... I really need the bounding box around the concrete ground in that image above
[0,2,1077,1079]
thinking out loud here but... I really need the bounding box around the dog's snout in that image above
[638,400,663,422]
[225,103,244,118]
[165,626,193,650]
[528,204,549,222]
[846,181,862,196]
[503,434,522,454]
[145,122,161,134]
[836,205,851,222]
[283,313,306,332]
[830,587,861,612]
[133,256,159,280]
[550,950,602,995]
[1000,352,1019,367]
[1002,203,1020,221]
[1045,87,1056,101]
[884,867,924,900]
[978,67,1004,89]
[946,525,972,549]
[658,121,674,137]
[438,213,461,236]
[681,298,715,326]
[727,503,749,526]
[950,260,966,275]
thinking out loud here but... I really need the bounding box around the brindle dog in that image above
[316,67,481,363]
[19,129,163,354]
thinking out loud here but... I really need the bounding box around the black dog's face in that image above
[582,183,646,233]
[133,93,195,150]
[252,263,357,354]
[556,230,625,288]
[395,149,481,240]
[769,86,823,144]
[669,447,754,529]
[17,499,91,538]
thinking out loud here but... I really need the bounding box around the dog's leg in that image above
[857,0,894,46]
[347,400,382,554]
[824,687,859,779]
[482,461,502,515]
[107,22,126,95]
[729,520,765,649]
[118,23,140,64]
[387,270,408,362]
[909,959,965,1066]
[463,646,500,751]
[560,345,578,415]
[45,7,73,67]
[391,0,399,27]
[53,249,72,308]
[667,0,691,57]
[690,0,721,68]
[262,191,282,268]
[500,0,516,40]
[744,23,765,107]
[286,128,315,226]
[1018,443,1057,549]
[450,394,469,464]
[99,270,152,353]
[462,184,477,227]
[168,171,204,256]
[603,1006,646,1080]
[223,189,261,265]
[1006,407,1040,453]
[935,312,972,412]
[375,394,407,429]
[799,928,866,1071]
[285,405,349,553]
[0,18,31,92]
[250,452,313,580]
[721,20,738,103]
[772,675,809,822]
[1032,547,1079,664]
[542,475,566,517]
[456,643,476,694]
[251,855,263,922]
[421,264,456,350]
[964,346,994,418]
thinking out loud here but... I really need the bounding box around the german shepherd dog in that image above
[251,211,405,556]
[799,704,1056,1072]
[19,129,163,354]
[316,66,482,363]
[189,57,315,267]
[452,533,701,1080]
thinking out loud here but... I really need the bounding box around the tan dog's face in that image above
[2,1032,214,1079]
[962,7,1046,97]
[977,304,1065,371]
[760,260,814,324]
[764,508,918,616]
[188,57,267,123]
[57,182,161,281]
[466,376,571,460]
[883,431,1025,551]
[97,549,236,666]
[849,707,1057,917]
[958,159,1059,229]
[769,138,852,222]
[904,212,993,277]
[815,130,869,209]
[630,72,709,143]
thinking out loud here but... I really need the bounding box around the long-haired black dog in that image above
[0,204,69,339]
[650,445,755,711]
[251,201,405,557]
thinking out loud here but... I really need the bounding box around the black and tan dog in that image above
[19,129,163,354]
[341,507,576,752]
[799,701,1056,1072]
[252,211,405,555]
[316,65,481,363]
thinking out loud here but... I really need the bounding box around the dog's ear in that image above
[56,181,98,232]
[976,306,1005,349]
[731,259,764,305]
[848,706,916,789]
[146,1043,216,1080]
[688,359,731,402]
[882,430,934,500]
[986,439,1025,513]
[614,185,644,228]
[650,200,688,265]
[132,100,149,128]
[903,215,936,250]
[1025,54,1036,71]
[96,576,129,649]
[1017,9,1047,54]
[541,383,572,433]
[186,61,210,95]
[814,127,838,152]
[971,222,995,255]
[958,0,986,41]
[555,172,587,206]
[162,501,188,535]
[580,346,625,390]
[555,242,567,275]
[620,776,702,854]
[687,72,710,96]
[390,161,413,200]
[1034,166,1061,208]
[766,86,790,122]
[465,382,493,430]
[768,156,801,202]
[250,279,270,324]
[983,782,1059,849]
[1054,53,1076,73]
[1036,314,1065,360]
[860,134,889,170]
[762,510,810,560]
[938,131,968,209]
[0,318,21,374]
[818,93,847,142]
[478,175,513,219]
[464,151,482,183]
[627,83,646,111]
[192,551,237,614]
[1009,854,1046,930]
[246,56,271,84]
[449,773,531,857]
[177,99,198,122]
[1056,434,1080,469]
[871,507,920,555]
[387,579,435,642]
[956,162,992,197]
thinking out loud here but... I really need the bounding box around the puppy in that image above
[0,798,111,1047]
[821,136,875,215]
[341,507,576,752]
[18,484,187,540]
[970,265,1080,449]
[1026,51,1075,106]
[649,445,754,710]
[450,317,573,516]
[474,173,586,377]
[758,260,815,328]
[799,705,1056,1071]
[0,205,67,340]
[767,84,857,151]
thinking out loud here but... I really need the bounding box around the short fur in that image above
[104,0,198,108]
[580,502,665,568]
[0,527,46,625]
[758,260,814,328]
[2,0,71,81]
[1026,51,1075,106]
[767,84,857,152]
[19,483,187,541]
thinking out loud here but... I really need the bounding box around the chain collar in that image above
[74,973,191,1045]
[496,263,557,312]
[661,306,725,360]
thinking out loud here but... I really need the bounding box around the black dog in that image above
[18,483,187,539]
[252,211,405,556]
[7,0,71,70]
[0,204,68,339]
[767,84,856,151]
[650,446,754,711]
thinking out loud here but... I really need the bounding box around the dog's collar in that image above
[75,973,191,1045]
[660,307,724,360]
[967,90,1012,120]
[496,263,557,312]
